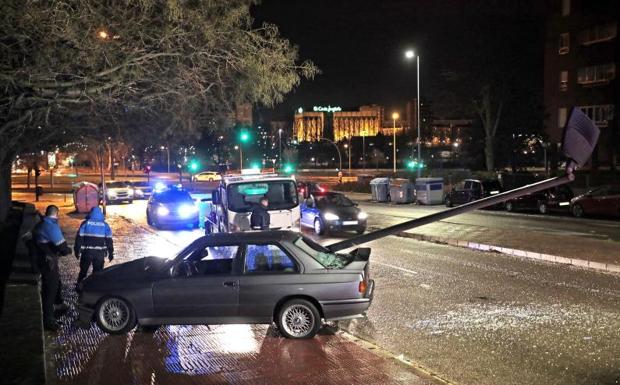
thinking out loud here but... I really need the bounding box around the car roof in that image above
[198,230,300,244]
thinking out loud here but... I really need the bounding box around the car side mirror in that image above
[211,190,220,205]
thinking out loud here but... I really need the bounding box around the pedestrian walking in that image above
[33,205,71,331]
[250,196,271,230]
[74,206,113,286]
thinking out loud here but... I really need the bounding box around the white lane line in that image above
[373,261,419,275]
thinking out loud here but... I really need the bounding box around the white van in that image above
[212,173,300,232]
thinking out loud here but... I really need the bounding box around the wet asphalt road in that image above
[104,200,620,385]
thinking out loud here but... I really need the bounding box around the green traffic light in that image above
[239,131,250,143]
[189,160,200,172]
[283,163,294,174]
[250,162,260,170]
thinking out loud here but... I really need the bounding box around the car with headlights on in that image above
[77,231,374,339]
[130,181,153,200]
[301,192,367,235]
[99,181,134,205]
[146,186,199,229]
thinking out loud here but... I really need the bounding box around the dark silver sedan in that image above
[77,231,374,339]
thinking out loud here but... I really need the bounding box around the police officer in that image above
[250,196,270,230]
[74,206,114,285]
[34,205,71,331]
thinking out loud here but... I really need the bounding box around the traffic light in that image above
[282,163,295,174]
[239,130,250,143]
[249,162,260,171]
[406,160,425,170]
[189,159,200,172]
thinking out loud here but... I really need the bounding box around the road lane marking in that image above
[373,261,419,275]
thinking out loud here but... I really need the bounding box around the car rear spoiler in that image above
[327,107,600,252]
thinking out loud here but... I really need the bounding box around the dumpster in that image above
[370,177,390,202]
[73,182,99,213]
[415,177,444,205]
[389,178,415,204]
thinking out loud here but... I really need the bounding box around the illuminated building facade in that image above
[333,105,381,141]
[294,112,324,142]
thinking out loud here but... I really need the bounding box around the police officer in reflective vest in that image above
[74,206,114,285]
[33,205,72,331]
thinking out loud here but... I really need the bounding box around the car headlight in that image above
[128,190,134,197]
[178,204,198,218]
[135,189,143,197]
[107,190,116,197]
[157,206,170,216]
[324,212,339,221]
[358,211,368,220]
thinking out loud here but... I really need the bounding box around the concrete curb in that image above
[367,226,620,274]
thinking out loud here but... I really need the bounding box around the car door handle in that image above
[223,281,238,288]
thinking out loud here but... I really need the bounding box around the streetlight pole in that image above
[278,129,283,167]
[319,137,342,172]
[405,50,422,177]
[362,131,366,170]
[392,112,399,173]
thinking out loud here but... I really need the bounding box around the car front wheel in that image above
[277,299,321,339]
[572,204,584,218]
[314,218,325,235]
[96,297,136,334]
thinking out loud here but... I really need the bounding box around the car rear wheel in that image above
[314,218,325,235]
[96,297,136,334]
[538,202,548,215]
[277,299,321,339]
[572,204,584,218]
[356,227,365,235]
[505,201,514,212]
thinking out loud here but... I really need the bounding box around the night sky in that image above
[252,0,545,120]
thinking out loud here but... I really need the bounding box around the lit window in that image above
[558,108,567,128]
[559,33,570,54]
[561,0,570,16]
[579,23,617,45]
[578,105,615,127]
[559,71,568,91]
[577,63,615,85]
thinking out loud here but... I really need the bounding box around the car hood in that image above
[91,256,167,281]
[317,204,359,217]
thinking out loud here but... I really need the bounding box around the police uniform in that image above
[34,215,71,329]
[74,206,114,284]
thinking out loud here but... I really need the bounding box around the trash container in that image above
[389,178,415,204]
[414,177,444,205]
[73,182,99,213]
[370,177,390,202]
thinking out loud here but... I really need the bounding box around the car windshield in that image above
[315,193,354,207]
[155,189,193,203]
[132,182,150,187]
[107,182,130,188]
[227,181,298,212]
[293,237,350,269]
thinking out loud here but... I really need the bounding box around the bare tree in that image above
[474,84,504,171]
[0,0,318,222]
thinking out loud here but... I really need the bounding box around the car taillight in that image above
[359,280,367,294]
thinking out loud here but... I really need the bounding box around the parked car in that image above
[193,171,221,182]
[505,185,574,214]
[444,179,503,207]
[301,192,367,235]
[99,181,134,205]
[570,185,620,218]
[146,186,199,229]
[77,231,375,339]
[130,181,153,199]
